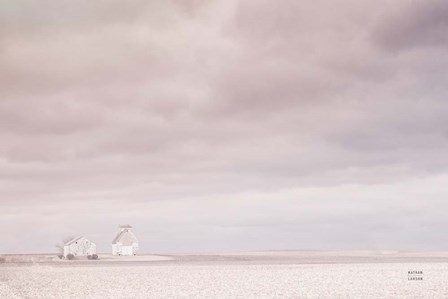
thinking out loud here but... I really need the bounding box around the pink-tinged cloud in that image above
[1,0,448,253]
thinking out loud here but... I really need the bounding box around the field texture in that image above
[1,252,447,298]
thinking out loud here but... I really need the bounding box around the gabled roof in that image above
[64,236,95,246]
[112,229,138,245]
[64,236,84,246]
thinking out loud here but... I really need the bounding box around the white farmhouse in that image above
[63,236,96,259]
[112,225,139,256]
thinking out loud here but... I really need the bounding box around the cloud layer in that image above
[1,0,448,253]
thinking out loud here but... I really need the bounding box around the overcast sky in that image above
[1,0,448,254]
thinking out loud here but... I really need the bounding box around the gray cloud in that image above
[374,0,448,51]
[1,0,448,253]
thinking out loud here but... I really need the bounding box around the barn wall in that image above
[112,244,118,255]
[112,243,138,256]
[64,238,96,257]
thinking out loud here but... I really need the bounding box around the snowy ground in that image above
[1,251,448,298]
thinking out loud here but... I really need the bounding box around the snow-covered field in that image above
[1,252,448,298]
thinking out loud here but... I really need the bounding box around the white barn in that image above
[112,225,139,256]
[63,236,96,259]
